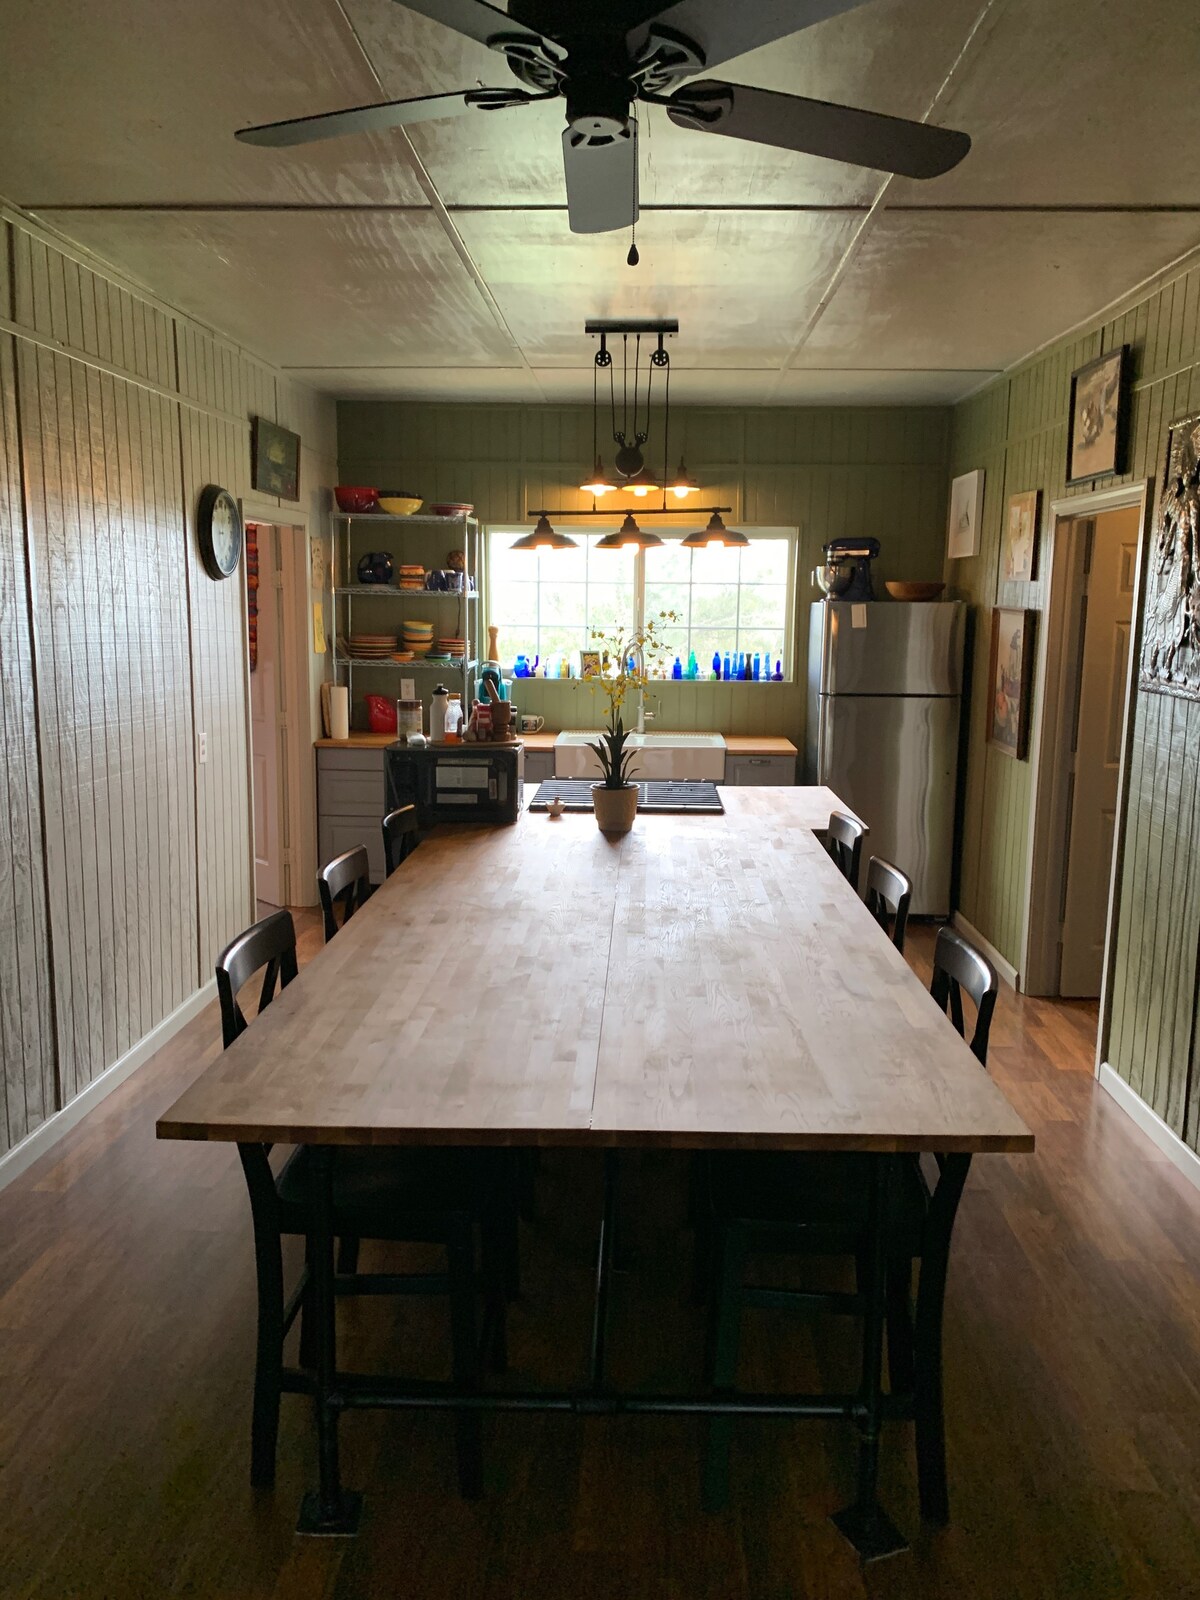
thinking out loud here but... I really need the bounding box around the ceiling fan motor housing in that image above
[565,71,635,138]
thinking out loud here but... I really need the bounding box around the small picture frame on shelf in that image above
[580,651,602,679]
[1067,345,1128,485]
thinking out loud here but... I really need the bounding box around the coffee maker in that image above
[813,537,880,602]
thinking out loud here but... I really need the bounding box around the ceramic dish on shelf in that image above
[376,490,422,515]
[335,486,378,513]
[428,502,473,517]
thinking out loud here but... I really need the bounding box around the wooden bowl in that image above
[885,580,946,602]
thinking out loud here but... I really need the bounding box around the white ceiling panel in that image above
[452,209,861,368]
[0,0,433,206]
[43,209,519,368]
[285,365,544,401]
[795,211,1200,371]
[528,368,779,406]
[889,0,1200,207]
[769,369,1000,405]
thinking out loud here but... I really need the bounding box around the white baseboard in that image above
[0,978,217,1193]
[951,910,1020,991]
[1098,1063,1200,1194]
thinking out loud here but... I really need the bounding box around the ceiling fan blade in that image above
[562,124,639,235]
[394,0,548,50]
[236,88,529,148]
[666,81,970,179]
[626,0,869,75]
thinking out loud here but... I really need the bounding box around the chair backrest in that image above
[318,846,371,942]
[215,910,298,1049]
[382,804,420,878]
[930,926,998,1065]
[865,855,913,953]
[825,810,868,891]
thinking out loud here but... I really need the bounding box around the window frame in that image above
[486,525,798,681]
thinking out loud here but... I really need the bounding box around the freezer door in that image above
[813,600,964,696]
[817,693,959,916]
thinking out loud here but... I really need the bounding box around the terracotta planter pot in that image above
[592,782,638,835]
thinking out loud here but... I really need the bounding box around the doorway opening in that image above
[244,517,319,911]
[1023,485,1150,1060]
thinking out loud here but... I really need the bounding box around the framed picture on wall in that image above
[251,416,301,501]
[988,607,1036,759]
[1002,488,1041,582]
[947,468,984,559]
[1066,346,1128,485]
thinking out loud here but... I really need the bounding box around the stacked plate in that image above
[402,620,434,657]
[398,564,426,592]
[438,636,466,660]
[347,633,397,660]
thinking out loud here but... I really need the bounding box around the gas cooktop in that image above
[528,780,724,815]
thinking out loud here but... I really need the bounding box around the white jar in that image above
[429,684,449,743]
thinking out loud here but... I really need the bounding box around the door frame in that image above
[239,496,321,908]
[1020,480,1152,1067]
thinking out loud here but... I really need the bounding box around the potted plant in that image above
[587,616,675,835]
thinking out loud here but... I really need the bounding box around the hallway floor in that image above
[1,918,1199,1600]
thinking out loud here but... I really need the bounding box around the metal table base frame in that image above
[297,1147,932,1560]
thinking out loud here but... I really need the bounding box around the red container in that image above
[335,485,378,513]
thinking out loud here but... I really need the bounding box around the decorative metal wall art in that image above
[1141,410,1200,700]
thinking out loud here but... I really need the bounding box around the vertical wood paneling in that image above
[1,219,334,1150]
[0,332,55,1152]
[947,252,1200,1140]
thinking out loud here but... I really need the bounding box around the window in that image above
[487,527,796,678]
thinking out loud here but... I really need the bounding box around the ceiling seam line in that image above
[326,0,545,403]
[763,0,1011,403]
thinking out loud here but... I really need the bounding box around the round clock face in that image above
[199,485,243,580]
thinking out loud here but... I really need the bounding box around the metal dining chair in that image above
[824,810,868,891]
[318,846,371,942]
[865,855,913,952]
[218,909,509,1500]
[701,924,999,1524]
[382,805,420,877]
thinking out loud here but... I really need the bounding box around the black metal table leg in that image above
[586,1150,619,1401]
[297,1146,363,1535]
[832,1154,907,1561]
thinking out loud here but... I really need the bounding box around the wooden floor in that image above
[2,912,1200,1600]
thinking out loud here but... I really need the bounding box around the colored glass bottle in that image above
[752,652,761,680]
[723,651,732,680]
[712,651,722,680]
[773,658,783,681]
[672,655,683,680]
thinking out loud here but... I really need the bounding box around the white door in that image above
[1059,506,1139,996]
[249,524,282,907]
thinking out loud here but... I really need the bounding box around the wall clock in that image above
[198,484,243,580]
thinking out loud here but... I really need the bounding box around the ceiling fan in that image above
[236,0,970,234]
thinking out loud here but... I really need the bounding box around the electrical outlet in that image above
[197,731,208,765]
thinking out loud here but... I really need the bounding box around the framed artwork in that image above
[1140,409,1200,700]
[988,607,1036,760]
[580,650,602,679]
[251,416,301,500]
[1003,488,1041,583]
[1067,346,1128,485]
[947,469,984,559]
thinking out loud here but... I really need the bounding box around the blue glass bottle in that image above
[752,652,761,680]
[723,651,731,680]
[773,658,783,682]
[672,655,683,680]
[712,651,722,680]
[687,650,698,680]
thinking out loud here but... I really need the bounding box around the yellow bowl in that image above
[377,495,422,516]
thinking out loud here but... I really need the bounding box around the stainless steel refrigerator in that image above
[806,601,965,916]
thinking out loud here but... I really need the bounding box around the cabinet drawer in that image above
[318,769,387,815]
[317,748,388,774]
[725,754,796,786]
[523,750,556,785]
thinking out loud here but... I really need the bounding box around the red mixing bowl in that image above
[335,485,378,513]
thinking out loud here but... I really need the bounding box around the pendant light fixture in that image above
[579,354,616,496]
[596,512,664,551]
[681,511,750,550]
[667,457,700,499]
[511,513,579,552]
[626,464,659,497]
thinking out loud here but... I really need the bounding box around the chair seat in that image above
[709,1151,928,1254]
[276,1145,499,1241]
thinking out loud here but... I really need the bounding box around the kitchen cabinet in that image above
[317,746,387,883]
[725,753,796,786]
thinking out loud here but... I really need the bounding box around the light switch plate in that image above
[197,731,208,764]
[400,677,416,701]
[851,603,867,629]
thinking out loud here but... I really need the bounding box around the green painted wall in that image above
[947,255,1200,1149]
[337,402,950,743]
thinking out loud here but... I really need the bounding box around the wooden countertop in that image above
[159,789,1031,1156]
[315,732,798,756]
